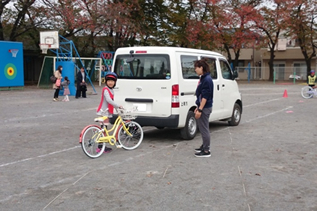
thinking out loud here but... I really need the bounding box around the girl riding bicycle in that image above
[96,72,123,153]
[308,70,316,88]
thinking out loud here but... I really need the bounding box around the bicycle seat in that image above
[94,116,108,122]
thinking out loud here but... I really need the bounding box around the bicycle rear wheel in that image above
[118,121,143,150]
[301,86,313,99]
[81,125,105,158]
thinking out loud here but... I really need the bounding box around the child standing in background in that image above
[307,70,316,88]
[61,76,70,102]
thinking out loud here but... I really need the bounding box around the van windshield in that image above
[113,54,171,79]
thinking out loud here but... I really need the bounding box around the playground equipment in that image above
[8,49,19,58]
[92,51,114,86]
[38,31,98,94]
[38,56,101,90]
[0,41,24,89]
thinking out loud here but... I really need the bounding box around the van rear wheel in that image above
[228,103,241,126]
[180,111,197,140]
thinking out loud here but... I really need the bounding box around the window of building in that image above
[293,63,307,79]
[237,61,245,73]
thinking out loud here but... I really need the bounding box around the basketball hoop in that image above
[39,44,51,54]
[8,49,19,58]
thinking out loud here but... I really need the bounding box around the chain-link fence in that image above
[235,66,313,84]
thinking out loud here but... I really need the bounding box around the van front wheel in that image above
[180,111,197,140]
[228,103,241,126]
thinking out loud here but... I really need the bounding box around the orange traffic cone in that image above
[283,89,288,98]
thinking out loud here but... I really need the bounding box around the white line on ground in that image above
[245,106,293,123]
[0,146,80,168]
[242,92,297,96]
[1,90,294,209]
[0,144,174,206]
[0,98,290,169]
[3,107,96,123]
[42,171,91,210]
[2,98,292,208]
[244,98,280,108]
[42,144,174,210]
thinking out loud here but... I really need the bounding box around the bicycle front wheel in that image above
[81,125,105,158]
[118,121,143,150]
[301,86,313,99]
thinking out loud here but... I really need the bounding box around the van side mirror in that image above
[232,70,238,79]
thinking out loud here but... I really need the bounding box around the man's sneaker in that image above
[195,145,203,152]
[195,150,211,157]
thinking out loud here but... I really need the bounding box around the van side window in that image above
[219,60,233,80]
[201,57,217,79]
[181,55,199,79]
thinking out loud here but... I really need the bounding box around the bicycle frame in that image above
[94,115,133,145]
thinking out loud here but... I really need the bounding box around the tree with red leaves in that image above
[186,0,260,69]
[38,0,138,55]
[285,0,317,74]
[219,0,260,69]
[253,0,290,81]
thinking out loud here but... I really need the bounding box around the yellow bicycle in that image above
[79,108,143,158]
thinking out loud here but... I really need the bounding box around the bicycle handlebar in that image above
[99,107,137,119]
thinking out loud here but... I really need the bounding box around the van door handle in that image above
[181,92,195,96]
[217,84,219,90]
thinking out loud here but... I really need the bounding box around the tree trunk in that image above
[224,44,232,67]
[9,0,36,41]
[233,49,241,71]
[298,44,314,76]
[268,48,275,81]
[0,22,4,40]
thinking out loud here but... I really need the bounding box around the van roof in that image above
[115,46,224,58]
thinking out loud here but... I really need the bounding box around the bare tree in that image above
[0,0,12,40]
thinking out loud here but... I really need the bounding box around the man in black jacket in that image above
[76,67,87,98]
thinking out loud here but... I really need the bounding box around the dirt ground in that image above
[0,82,316,211]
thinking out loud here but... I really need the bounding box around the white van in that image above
[111,46,242,139]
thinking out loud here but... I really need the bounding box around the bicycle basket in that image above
[119,108,137,120]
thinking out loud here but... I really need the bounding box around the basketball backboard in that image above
[39,31,59,49]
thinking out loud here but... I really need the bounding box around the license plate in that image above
[133,104,146,112]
